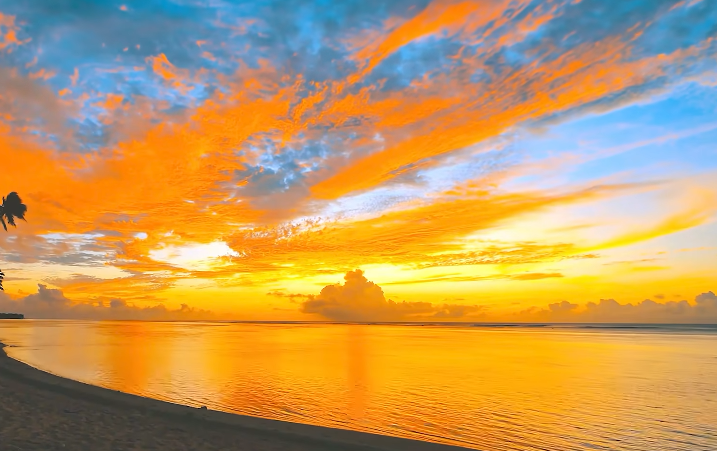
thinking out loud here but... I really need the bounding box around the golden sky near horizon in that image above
[0,0,716,322]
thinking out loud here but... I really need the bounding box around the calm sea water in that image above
[1,320,716,450]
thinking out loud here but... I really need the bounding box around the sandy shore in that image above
[0,342,469,451]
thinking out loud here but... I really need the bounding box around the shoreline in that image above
[0,342,469,451]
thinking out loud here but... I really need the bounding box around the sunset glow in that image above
[0,0,716,322]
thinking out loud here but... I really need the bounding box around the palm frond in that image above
[0,191,27,292]
[1,192,27,229]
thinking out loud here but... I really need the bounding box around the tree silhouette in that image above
[0,192,27,291]
[1,192,27,232]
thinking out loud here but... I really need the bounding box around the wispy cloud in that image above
[0,0,715,317]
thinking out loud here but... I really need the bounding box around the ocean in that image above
[1,320,715,450]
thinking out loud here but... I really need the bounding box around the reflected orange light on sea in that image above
[2,320,716,450]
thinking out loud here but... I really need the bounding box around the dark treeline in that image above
[0,313,24,319]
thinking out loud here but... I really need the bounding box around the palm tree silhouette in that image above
[0,192,27,291]
[1,192,27,232]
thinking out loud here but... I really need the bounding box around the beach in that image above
[0,342,465,451]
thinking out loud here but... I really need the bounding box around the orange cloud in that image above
[509,291,717,324]
[382,271,566,285]
[300,269,484,321]
[0,284,215,320]
[313,33,714,200]
[581,189,717,253]
[350,0,530,81]
[298,271,717,324]
[0,12,30,51]
[166,182,637,292]
[145,53,195,93]
[1,1,715,317]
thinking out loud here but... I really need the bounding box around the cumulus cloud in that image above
[0,284,215,320]
[512,291,717,324]
[299,270,717,324]
[300,269,483,321]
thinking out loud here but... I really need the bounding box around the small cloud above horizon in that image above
[511,291,717,324]
[300,269,484,321]
[0,284,216,321]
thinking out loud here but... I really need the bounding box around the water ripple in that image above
[1,320,716,450]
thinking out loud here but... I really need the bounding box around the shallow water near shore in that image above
[1,320,716,450]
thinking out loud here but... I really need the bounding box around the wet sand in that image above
[0,342,467,451]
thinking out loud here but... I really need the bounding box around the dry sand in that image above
[0,342,469,451]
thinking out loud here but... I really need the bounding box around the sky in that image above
[0,0,716,322]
